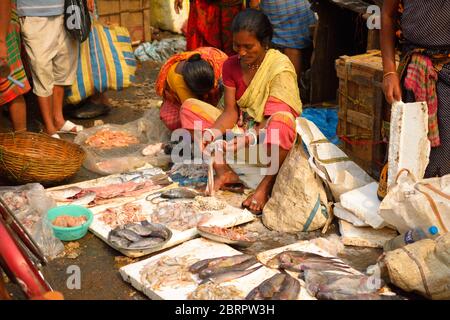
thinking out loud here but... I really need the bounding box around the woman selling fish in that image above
[179,9,302,214]
[155,47,228,131]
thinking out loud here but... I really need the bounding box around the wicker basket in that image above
[0,132,86,185]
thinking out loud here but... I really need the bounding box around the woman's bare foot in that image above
[242,176,276,214]
[214,169,241,192]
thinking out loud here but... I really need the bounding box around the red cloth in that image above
[264,97,298,150]
[186,1,242,56]
[160,99,182,131]
[222,55,248,100]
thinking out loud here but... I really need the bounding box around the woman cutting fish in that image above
[179,9,302,214]
[155,47,228,131]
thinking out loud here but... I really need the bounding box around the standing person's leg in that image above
[8,96,27,132]
[20,16,59,135]
[283,48,303,78]
[52,15,81,132]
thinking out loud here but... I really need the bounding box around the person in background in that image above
[179,9,302,214]
[381,0,450,177]
[255,0,316,82]
[0,0,31,132]
[174,0,243,56]
[155,47,228,131]
[16,0,83,138]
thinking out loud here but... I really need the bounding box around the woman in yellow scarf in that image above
[179,9,302,214]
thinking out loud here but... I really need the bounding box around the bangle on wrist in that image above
[383,71,397,80]
[204,128,217,141]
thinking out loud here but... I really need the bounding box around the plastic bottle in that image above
[383,226,439,252]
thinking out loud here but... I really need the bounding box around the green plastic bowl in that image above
[47,205,93,241]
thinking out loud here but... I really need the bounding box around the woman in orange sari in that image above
[174,0,243,56]
[155,47,228,130]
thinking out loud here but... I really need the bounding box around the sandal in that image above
[57,120,83,134]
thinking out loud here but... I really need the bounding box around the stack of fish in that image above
[189,254,261,285]
[108,221,171,250]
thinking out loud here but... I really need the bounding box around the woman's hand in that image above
[174,0,183,14]
[382,73,402,104]
[86,0,95,13]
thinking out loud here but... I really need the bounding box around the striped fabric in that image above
[260,0,316,50]
[0,3,31,106]
[65,21,137,104]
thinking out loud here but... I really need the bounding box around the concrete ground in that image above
[2,60,400,300]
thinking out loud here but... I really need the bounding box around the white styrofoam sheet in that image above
[90,198,255,257]
[334,203,369,227]
[120,238,287,300]
[388,101,430,187]
[338,220,398,248]
[340,182,387,229]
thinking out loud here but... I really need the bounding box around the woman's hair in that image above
[231,9,273,47]
[182,54,215,96]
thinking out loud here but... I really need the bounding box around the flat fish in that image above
[141,220,170,239]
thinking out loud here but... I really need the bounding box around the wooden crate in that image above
[335,50,394,179]
[97,0,151,44]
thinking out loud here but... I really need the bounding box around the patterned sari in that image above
[186,0,242,56]
[0,1,31,106]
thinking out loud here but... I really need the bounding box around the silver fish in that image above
[124,222,153,237]
[200,265,262,285]
[71,191,96,206]
[114,229,143,242]
[109,234,131,248]
[48,187,82,201]
[161,187,200,199]
[198,257,258,279]
[127,237,165,249]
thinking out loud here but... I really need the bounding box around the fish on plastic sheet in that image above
[246,273,301,300]
[108,221,171,250]
[48,177,170,205]
[304,269,385,300]
[160,187,200,199]
[97,203,147,229]
[189,254,261,284]
[266,250,354,276]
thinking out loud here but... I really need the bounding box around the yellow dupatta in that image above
[237,49,302,123]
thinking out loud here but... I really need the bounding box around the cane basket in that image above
[0,132,86,185]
